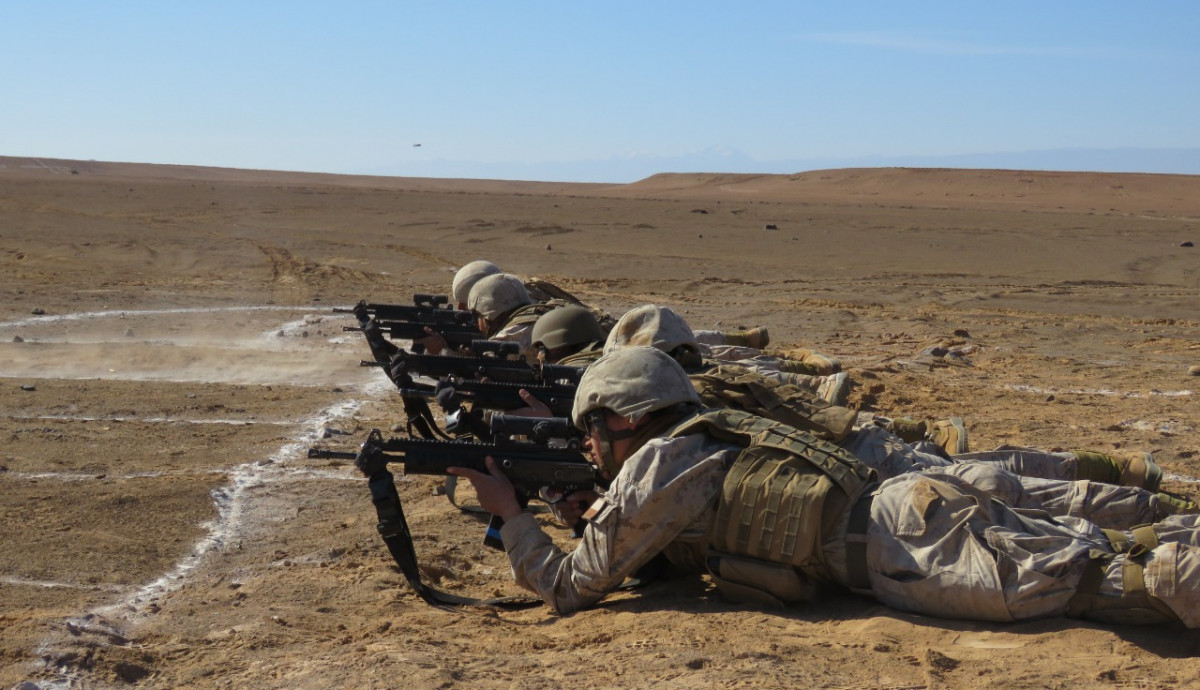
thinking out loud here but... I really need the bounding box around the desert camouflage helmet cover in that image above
[572,346,700,429]
[531,304,604,351]
[602,304,698,356]
[451,260,502,305]
[467,273,532,321]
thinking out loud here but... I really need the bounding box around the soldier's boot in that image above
[816,371,850,407]
[885,417,928,444]
[723,327,770,350]
[779,348,841,376]
[803,351,841,376]
[928,417,969,455]
[1074,450,1163,491]
[1156,491,1199,515]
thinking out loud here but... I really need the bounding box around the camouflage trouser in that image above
[839,426,1183,529]
[824,472,1200,626]
[923,463,1183,530]
[949,446,1085,482]
[692,329,727,347]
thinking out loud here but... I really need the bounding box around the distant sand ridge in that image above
[4,155,1200,217]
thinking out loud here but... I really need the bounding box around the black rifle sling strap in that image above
[364,465,542,610]
[401,393,452,441]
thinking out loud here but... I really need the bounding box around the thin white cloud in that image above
[804,30,1094,57]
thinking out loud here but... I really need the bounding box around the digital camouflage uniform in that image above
[499,420,1200,625]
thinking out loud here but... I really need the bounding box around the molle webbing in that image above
[672,409,875,573]
[688,365,856,442]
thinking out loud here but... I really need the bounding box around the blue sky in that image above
[3,2,1198,181]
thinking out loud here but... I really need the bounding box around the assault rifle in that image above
[307,429,601,608]
[333,296,465,322]
[344,320,482,351]
[309,428,597,542]
[398,378,579,440]
[337,298,480,359]
[427,378,577,417]
[370,349,584,386]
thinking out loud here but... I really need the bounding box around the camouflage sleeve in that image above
[499,434,735,613]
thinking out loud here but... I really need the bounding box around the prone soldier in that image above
[450,346,1200,626]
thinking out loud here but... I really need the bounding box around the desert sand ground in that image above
[2,155,1199,689]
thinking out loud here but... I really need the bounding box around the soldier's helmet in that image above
[468,273,532,321]
[603,304,699,356]
[572,346,700,429]
[531,305,604,352]
[452,260,502,306]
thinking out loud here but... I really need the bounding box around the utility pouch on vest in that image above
[705,552,816,609]
[690,366,856,442]
[673,409,875,578]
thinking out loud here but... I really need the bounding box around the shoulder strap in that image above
[364,467,542,610]
[672,409,874,494]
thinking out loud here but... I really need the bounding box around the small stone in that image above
[1188,365,1200,376]
[764,223,778,230]
[545,244,552,250]
[31,308,45,315]
[125,328,135,338]
[12,335,23,343]
[20,385,36,392]
[953,328,970,338]
[1181,241,1194,247]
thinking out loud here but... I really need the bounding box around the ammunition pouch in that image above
[673,409,875,585]
[705,553,816,609]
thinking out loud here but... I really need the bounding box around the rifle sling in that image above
[366,468,543,610]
